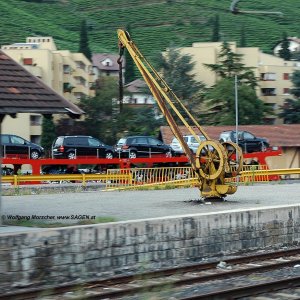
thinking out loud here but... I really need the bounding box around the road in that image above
[1,182,300,223]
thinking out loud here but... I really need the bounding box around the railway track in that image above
[1,247,300,300]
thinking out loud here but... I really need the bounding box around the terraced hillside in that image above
[1,0,300,60]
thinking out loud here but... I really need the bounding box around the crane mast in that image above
[117,29,243,199]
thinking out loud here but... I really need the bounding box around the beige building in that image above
[1,37,95,143]
[178,42,300,124]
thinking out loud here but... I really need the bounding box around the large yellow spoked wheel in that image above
[221,141,243,176]
[195,140,227,180]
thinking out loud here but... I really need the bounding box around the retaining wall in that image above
[1,204,300,291]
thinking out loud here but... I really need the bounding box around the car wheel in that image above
[165,150,173,158]
[105,151,113,159]
[129,151,137,159]
[30,150,40,159]
[67,152,76,159]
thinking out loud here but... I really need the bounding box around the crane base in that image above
[201,184,238,199]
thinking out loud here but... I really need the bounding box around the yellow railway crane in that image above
[117,29,243,199]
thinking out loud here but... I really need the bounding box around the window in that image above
[148,138,160,146]
[23,58,33,65]
[1,135,9,144]
[283,73,290,80]
[243,132,255,140]
[136,137,148,144]
[89,138,100,147]
[260,73,276,81]
[283,88,290,94]
[30,115,41,126]
[63,65,71,74]
[11,136,25,145]
[261,88,276,96]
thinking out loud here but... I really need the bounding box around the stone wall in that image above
[1,204,300,291]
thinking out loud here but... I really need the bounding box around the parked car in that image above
[115,136,174,159]
[170,135,206,155]
[1,134,44,159]
[219,130,269,153]
[52,136,115,159]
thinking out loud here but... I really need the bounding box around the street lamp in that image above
[234,75,239,179]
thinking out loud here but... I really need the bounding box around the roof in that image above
[160,124,300,147]
[124,79,147,93]
[0,51,84,118]
[92,53,123,71]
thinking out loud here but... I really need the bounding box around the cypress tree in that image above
[211,15,220,42]
[240,24,246,47]
[279,32,291,61]
[124,24,136,83]
[78,20,92,61]
[41,115,57,154]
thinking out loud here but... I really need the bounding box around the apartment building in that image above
[1,37,95,143]
[178,41,300,124]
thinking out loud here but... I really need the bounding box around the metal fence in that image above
[106,167,197,190]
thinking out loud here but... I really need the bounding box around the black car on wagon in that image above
[52,136,115,159]
[219,130,270,153]
[1,134,44,159]
[115,136,174,159]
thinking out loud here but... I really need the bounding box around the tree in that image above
[124,24,136,83]
[278,70,300,123]
[78,20,92,61]
[155,47,205,121]
[290,70,300,97]
[211,15,220,42]
[278,98,300,123]
[204,41,257,87]
[278,32,291,61]
[41,115,57,154]
[239,24,246,47]
[156,47,204,101]
[78,76,117,144]
[114,105,164,139]
[203,42,267,125]
[203,78,265,125]
[59,76,163,145]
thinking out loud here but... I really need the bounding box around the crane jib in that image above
[117,29,243,200]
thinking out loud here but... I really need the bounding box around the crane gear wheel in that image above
[195,140,227,180]
[221,141,243,176]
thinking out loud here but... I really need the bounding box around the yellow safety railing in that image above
[1,173,132,187]
[106,167,197,190]
[2,167,300,189]
[227,164,270,184]
[106,166,300,190]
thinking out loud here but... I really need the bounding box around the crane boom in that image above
[117,29,243,199]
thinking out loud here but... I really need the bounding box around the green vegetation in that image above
[1,0,300,62]
[41,115,56,151]
[278,70,300,123]
[203,41,266,125]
